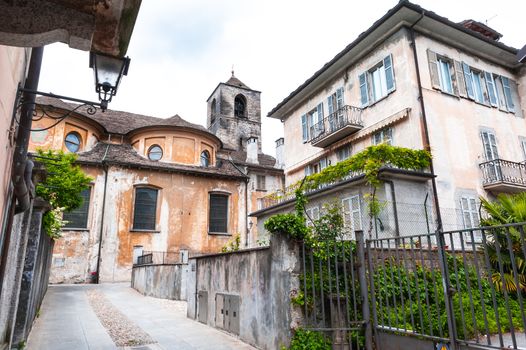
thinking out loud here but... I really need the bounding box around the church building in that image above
[29,74,284,283]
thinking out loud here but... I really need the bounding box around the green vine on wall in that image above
[35,149,92,239]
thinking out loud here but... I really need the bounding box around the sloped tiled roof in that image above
[76,142,247,179]
[225,74,250,90]
[229,150,280,171]
[36,96,210,135]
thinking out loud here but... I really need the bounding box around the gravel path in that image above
[87,289,156,347]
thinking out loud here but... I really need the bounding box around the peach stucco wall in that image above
[0,45,30,234]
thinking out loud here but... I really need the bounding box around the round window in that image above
[65,132,81,153]
[148,145,163,161]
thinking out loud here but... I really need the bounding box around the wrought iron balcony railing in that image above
[479,158,526,192]
[309,105,363,147]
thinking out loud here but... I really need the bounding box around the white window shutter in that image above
[359,72,369,107]
[427,49,441,89]
[462,62,475,100]
[384,54,395,93]
[301,114,308,142]
[454,61,467,98]
[501,77,514,112]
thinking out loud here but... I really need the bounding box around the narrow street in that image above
[26,284,257,350]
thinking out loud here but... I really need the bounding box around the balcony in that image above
[310,105,363,147]
[479,159,526,193]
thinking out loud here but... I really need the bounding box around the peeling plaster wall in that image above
[131,264,187,300]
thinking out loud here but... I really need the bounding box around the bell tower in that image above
[206,72,261,152]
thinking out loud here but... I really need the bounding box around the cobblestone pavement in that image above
[26,283,257,350]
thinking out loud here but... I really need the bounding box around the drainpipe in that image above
[408,17,443,230]
[383,180,400,237]
[13,47,44,213]
[95,145,110,284]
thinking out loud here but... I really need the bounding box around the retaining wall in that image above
[131,263,187,300]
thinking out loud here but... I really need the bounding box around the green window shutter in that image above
[462,62,475,99]
[133,188,158,230]
[455,61,467,97]
[359,72,369,107]
[327,94,334,116]
[209,194,228,233]
[63,188,91,229]
[427,49,441,89]
[336,87,345,108]
[383,54,395,92]
[484,72,498,107]
[301,114,308,142]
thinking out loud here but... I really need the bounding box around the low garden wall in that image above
[187,233,301,350]
[131,263,187,300]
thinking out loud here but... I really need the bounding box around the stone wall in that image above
[187,233,301,350]
[131,263,187,300]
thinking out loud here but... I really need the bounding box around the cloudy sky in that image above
[38,0,525,155]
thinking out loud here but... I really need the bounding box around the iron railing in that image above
[309,105,363,144]
[366,223,526,350]
[479,159,526,187]
[134,251,183,266]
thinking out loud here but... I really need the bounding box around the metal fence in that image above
[135,251,183,266]
[298,223,526,350]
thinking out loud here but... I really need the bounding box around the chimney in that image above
[246,137,258,164]
[275,137,284,169]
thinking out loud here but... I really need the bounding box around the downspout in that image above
[228,157,250,247]
[95,145,110,284]
[383,180,400,237]
[13,47,44,213]
[408,15,443,230]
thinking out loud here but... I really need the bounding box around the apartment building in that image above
[252,1,525,241]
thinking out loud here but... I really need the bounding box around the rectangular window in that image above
[305,157,328,176]
[256,175,266,190]
[306,207,320,227]
[460,197,481,242]
[359,54,395,107]
[63,188,91,229]
[336,145,352,162]
[209,193,229,233]
[342,195,362,233]
[438,58,454,94]
[372,127,393,145]
[133,187,158,230]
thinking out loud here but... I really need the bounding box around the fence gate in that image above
[299,231,371,350]
[366,223,526,350]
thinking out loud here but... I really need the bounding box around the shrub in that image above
[283,329,331,350]
[264,213,309,240]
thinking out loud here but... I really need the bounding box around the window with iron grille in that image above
[63,188,91,229]
[209,193,229,233]
[133,187,158,230]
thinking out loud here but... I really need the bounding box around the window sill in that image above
[208,232,231,236]
[130,229,160,233]
[61,227,89,232]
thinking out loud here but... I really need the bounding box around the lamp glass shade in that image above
[90,53,130,96]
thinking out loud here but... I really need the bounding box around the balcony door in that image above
[481,131,501,182]
[328,87,344,132]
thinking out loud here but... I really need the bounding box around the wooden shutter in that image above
[462,62,475,100]
[336,87,345,108]
[63,188,91,228]
[359,72,369,107]
[133,188,158,230]
[501,77,514,112]
[495,76,508,111]
[350,195,362,231]
[484,72,498,107]
[454,61,467,97]
[481,131,499,160]
[510,79,522,117]
[301,114,308,142]
[317,102,324,132]
[427,50,441,89]
[209,194,228,233]
[384,54,395,93]
[521,139,526,160]
[327,94,334,116]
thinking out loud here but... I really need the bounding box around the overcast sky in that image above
[38,0,525,156]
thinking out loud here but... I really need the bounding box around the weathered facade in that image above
[30,75,283,283]
[254,1,526,240]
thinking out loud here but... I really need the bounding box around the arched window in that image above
[200,150,211,167]
[234,94,246,118]
[65,132,82,153]
[133,187,159,231]
[147,145,163,161]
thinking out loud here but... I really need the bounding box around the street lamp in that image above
[89,52,130,110]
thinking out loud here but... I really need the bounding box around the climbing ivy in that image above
[35,149,92,239]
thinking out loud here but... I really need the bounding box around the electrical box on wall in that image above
[215,293,240,335]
